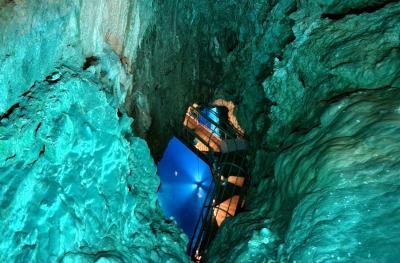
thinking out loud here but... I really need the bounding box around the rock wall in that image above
[1,0,400,262]
[0,1,190,262]
[206,1,400,262]
[0,67,189,262]
[0,1,81,113]
[128,1,224,159]
[275,88,400,262]
[264,1,400,148]
[208,87,400,262]
[0,0,154,114]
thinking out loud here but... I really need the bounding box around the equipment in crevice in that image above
[178,104,250,261]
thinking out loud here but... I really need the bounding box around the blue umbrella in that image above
[157,137,213,240]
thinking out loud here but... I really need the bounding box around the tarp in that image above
[157,137,213,240]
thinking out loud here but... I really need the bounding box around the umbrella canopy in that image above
[157,137,213,240]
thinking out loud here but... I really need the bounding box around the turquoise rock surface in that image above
[0,69,189,262]
[1,0,400,262]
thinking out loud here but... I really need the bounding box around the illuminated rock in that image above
[206,1,400,262]
[263,1,400,147]
[0,1,81,113]
[208,88,400,262]
[0,69,189,262]
[0,0,153,114]
[1,0,400,261]
[276,88,400,262]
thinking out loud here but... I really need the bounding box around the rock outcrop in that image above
[0,68,189,262]
[206,1,400,262]
[0,1,190,261]
[208,87,400,262]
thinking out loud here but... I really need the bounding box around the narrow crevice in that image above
[38,145,45,156]
[321,1,397,20]
[82,56,99,70]
[45,72,63,84]
[5,153,16,161]
[0,102,19,120]
[34,122,42,135]
[117,109,123,118]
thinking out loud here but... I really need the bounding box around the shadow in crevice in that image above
[321,0,397,20]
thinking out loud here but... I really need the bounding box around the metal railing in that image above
[180,105,250,261]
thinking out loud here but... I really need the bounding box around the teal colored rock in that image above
[2,0,400,262]
[263,1,400,148]
[0,0,154,114]
[0,1,82,113]
[208,88,400,263]
[276,88,400,262]
[0,69,189,262]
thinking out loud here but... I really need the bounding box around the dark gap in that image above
[35,122,42,135]
[39,145,46,156]
[45,72,62,84]
[320,86,391,105]
[255,63,272,82]
[299,74,306,88]
[290,122,321,136]
[321,1,395,20]
[20,90,31,97]
[27,159,38,167]
[82,56,99,70]
[285,33,296,46]
[224,30,239,53]
[0,102,20,120]
[5,153,16,161]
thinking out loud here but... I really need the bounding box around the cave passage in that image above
[158,104,250,260]
[2,1,400,262]
[157,137,213,241]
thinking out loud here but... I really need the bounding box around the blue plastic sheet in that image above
[158,137,212,240]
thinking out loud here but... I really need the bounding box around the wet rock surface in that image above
[264,1,400,148]
[0,69,189,262]
[206,1,400,262]
[208,88,400,262]
[1,0,400,262]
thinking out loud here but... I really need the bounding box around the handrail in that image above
[182,105,249,261]
[187,106,244,140]
[186,155,249,260]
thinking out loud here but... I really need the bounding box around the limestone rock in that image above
[0,1,81,113]
[0,69,189,262]
[0,0,154,115]
[263,1,400,148]
[276,88,400,262]
[2,0,400,262]
[207,1,400,262]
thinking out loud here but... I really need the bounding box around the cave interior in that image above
[0,0,400,262]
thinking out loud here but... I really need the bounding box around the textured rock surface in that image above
[1,0,400,262]
[128,1,224,159]
[264,1,400,148]
[208,88,400,262]
[0,0,153,114]
[277,88,400,262]
[0,68,189,262]
[0,1,81,113]
[205,1,400,262]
